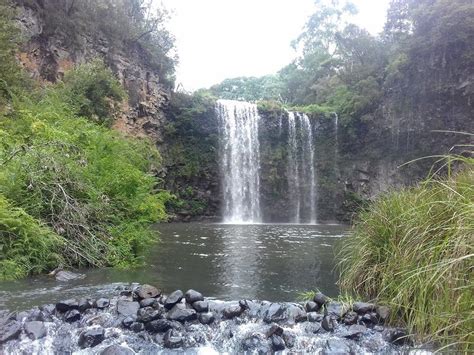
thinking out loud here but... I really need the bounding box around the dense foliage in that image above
[0,0,169,279]
[339,156,474,351]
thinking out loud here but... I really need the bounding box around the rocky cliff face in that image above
[14,0,169,142]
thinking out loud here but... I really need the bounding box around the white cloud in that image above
[158,0,390,91]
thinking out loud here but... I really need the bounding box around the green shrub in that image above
[60,59,125,125]
[0,195,63,280]
[339,157,474,351]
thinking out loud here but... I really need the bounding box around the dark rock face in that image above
[270,334,285,351]
[307,312,323,323]
[313,292,330,306]
[305,301,320,312]
[145,319,172,333]
[185,289,204,304]
[0,321,22,343]
[166,305,197,323]
[24,321,47,340]
[122,316,135,328]
[78,327,105,348]
[198,312,214,325]
[139,298,156,308]
[325,302,346,319]
[135,284,160,299]
[164,290,183,309]
[343,311,358,325]
[78,298,94,312]
[263,303,287,323]
[130,322,144,333]
[267,324,284,337]
[353,302,375,314]
[117,300,140,317]
[322,316,337,332]
[137,307,162,323]
[56,299,79,312]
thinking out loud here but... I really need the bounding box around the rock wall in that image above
[14,0,170,142]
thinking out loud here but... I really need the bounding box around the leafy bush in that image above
[0,195,63,279]
[339,156,474,351]
[60,59,125,125]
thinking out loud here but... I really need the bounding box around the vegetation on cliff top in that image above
[339,155,474,351]
[0,0,170,279]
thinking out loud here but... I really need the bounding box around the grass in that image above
[338,152,474,352]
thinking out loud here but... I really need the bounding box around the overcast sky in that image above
[159,0,391,91]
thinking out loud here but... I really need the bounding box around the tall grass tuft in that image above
[339,153,473,351]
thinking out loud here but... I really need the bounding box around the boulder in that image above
[192,301,209,313]
[24,321,47,340]
[145,319,172,333]
[78,298,94,312]
[376,305,390,322]
[263,303,287,323]
[342,311,358,325]
[64,309,81,323]
[266,324,284,337]
[185,289,204,304]
[305,301,320,312]
[78,327,105,348]
[223,304,243,319]
[313,292,330,306]
[0,321,22,343]
[56,299,79,312]
[307,312,323,322]
[325,302,347,319]
[137,307,161,323]
[163,329,183,349]
[164,290,183,310]
[343,324,367,339]
[100,344,135,355]
[321,316,336,332]
[122,316,135,328]
[198,312,215,325]
[139,298,156,308]
[270,334,285,351]
[167,305,197,322]
[352,302,375,314]
[95,298,110,309]
[135,284,160,299]
[117,300,139,317]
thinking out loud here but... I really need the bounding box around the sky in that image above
[158,0,391,91]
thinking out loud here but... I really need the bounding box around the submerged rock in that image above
[270,334,286,351]
[322,338,352,354]
[78,327,105,348]
[54,270,85,282]
[163,329,183,349]
[0,320,21,343]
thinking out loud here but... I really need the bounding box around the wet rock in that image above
[239,299,251,310]
[145,319,172,333]
[64,309,81,322]
[78,298,94,312]
[374,325,385,332]
[100,344,135,355]
[282,331,296,348]
[55,270,85,282]
[322,338,352,354]
[263,303,287,323]
[40,304,56,315]
[16,311,29,322]
[122,316,135,328]
[313,292,330,306]
[163,329,183,349]
[95,298,110,309]
[360,312,378,326]
[307,312,323,322]
[185,289,204,304]
[343,311,358,325]
[242,334,270,353]
[353,302,375,314]
[270,334,285,351]
[167,305,197,322]
[288,304,307,323]
[192,300,209,312]
[130,322,144,333]
[135,284,160,299]
[164,290,183,309]
[137,307,161,323]
[305,301,320,312]
[139,298,156,308]
[322,315,337,332]
[266,324,284,337]
[384,328,412,346]
[56,299,79,312]
[343,324,367,339]
[325,302,347,319]
[26,308,42,321]
[78,327,105,348]
[376,305,390,323]
[0,320,21,343]
[198,312,215,325]
[24,321,47,340]
[117,300,139,317]
[223,304,243,319]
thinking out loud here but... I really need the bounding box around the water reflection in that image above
[0,223,347,311]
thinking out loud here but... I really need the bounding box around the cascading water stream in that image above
[301,113,317,224]
[216,100,261,224]
[287,112,301,223]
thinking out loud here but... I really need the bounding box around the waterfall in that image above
[216,100,261,224]
[286,112,317,224]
